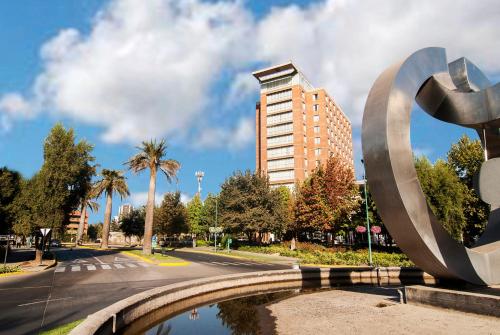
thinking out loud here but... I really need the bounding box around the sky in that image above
[0,0,499,224]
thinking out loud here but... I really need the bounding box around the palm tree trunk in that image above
[76,203,87,245]
[143,167,157,255]
[102,192,113,249]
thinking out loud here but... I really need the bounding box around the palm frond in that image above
[159,159,181,183]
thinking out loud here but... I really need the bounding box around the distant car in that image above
[50,239,62,247]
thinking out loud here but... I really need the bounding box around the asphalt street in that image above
[0,248,288,335]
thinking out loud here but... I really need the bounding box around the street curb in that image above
[158,262,190,267]
[120,251,155,264]
[180,248,282,263]
[0,270,26,278]
[120,251,190,266]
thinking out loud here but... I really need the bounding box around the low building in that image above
[65,210,88,237]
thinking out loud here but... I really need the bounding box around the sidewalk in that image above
[181,246,299,266]
[1,248,56,276]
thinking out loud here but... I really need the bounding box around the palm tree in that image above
[76,196,99,245]
[126,139,180,255]
[93,169,130,249]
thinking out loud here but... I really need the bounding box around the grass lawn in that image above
[40,319,83,335]
[0,265,21,274]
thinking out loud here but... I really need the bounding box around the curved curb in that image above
[70,267,434,335]
[0,270,26,278]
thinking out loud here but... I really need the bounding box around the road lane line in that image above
[125,263,138,268]
[211,262,229,266]
[113,263,125,269]
[18,297,73,307]
[71,265,81,272]
[86,264,96,271]
[100,264,111,270]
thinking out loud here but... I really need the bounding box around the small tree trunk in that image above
[76,203,87,245]
[34,236,43,264]
[143,167,157,255]
[101,192,113,249]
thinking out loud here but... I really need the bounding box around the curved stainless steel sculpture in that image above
[362,47,500,285]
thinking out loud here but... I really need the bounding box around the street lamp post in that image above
[214,197,218,252]
[361,159,373,266]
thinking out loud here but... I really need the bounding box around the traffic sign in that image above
[40,228,51,236]
[209,227,223,234]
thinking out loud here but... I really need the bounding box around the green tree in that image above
[200,193,218,233]
[87,223,102,241]
[447,135,489,245]
[218,171,278,240]
[154,192,188,236]
[272,186,294,240]
[121,207,145,241]
[36,123,95,236]
[94,169,129,249]
[0,167,22,234]
[126,139,180,255]
[187,195,205,237]
[415,157,467,241]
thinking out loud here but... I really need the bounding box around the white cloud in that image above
[1,0,499,157]
[225,72,259,106]
[197,116,254,149]
[413,147,434,158]
[254,0,500,127]
[1,0,255,144]
[130,191,192,207]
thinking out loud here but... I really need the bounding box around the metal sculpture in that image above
[362,47,500,285]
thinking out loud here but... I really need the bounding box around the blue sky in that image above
[0,0,498,224]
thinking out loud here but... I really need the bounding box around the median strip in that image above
[120,250,190,267]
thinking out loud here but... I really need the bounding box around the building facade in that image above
[253,62,354,189]
[65,210,88,236]
[118,204,133,219]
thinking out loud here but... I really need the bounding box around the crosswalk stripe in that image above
[114,263,125,269]
[55,267,65,273]
[100,264,111,270]
[125,263,138,268]
[138,263,149,267]
[71,265,81,272]
[86,265,96,271]
[211,262,229,266]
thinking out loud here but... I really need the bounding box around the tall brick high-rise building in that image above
[253,62,353,189]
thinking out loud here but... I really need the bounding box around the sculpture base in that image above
[405,284,500,317]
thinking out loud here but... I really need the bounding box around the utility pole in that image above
[361,159,373,266]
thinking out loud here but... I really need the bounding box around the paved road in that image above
[0,248,288,335]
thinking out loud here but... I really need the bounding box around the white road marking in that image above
[114,257,130,262]
[18,297,73,307]
[114,263,125,269]
[138,263,150,267]
[211,262,229,266]
[92,256,105,264]
[86,264,96,271]
[125,263,137,268]
[100,264,111,270]
[55,267,65,273]
[71,265,81,272]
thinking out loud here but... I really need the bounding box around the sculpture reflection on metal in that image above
[362,47,500,285]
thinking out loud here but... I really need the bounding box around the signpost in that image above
[40,228,51,265]
[1,235,9,269]
[209,227,222,252]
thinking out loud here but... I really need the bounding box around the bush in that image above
[239,243,413,267]
[0,265,21,274]
[195,239,209,247]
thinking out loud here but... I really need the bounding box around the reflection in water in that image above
[145,291,294,335]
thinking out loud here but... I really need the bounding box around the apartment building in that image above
[253,62,353,189]
[118,204,133,219]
